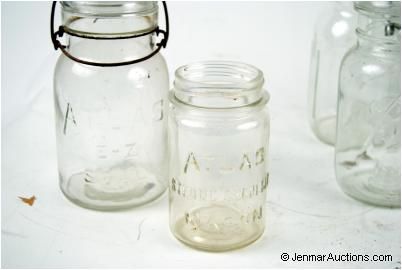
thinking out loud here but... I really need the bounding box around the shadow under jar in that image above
[168,61,270,251]
[53,2,169,210]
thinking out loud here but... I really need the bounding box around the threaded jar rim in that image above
[172,61,267,109]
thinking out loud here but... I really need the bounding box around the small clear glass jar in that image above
[53,2,169,210]
[307,2,357,145]
[335,2,400,207]
[168,61,270,251]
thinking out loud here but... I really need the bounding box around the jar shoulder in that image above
[339,47,401,101]
[340,47,401,82]
[169,105,270,133]
[54,53,169,81]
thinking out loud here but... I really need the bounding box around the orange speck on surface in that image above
[18,195,36,206]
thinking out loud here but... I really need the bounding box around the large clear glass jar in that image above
[168,61,270,251]
[307,2,357,145]
[53,2,169,210]
[335,2,400,207]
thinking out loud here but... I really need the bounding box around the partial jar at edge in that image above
[54,2,169,210]
[307,2,357,145]
[335,1,401,207]
[168,61,270,251]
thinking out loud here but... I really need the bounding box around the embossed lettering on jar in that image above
[168,61,270,251]
[53,2,169,210]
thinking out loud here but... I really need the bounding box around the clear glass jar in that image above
[53,2,169,210]
[307,2,357,145]
[168,61,270,251]
[335,2,401,207]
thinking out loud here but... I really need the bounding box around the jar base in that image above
[337,171,401,208]
[60,165,166,211]
[171,205,264,252]
[311,115,336,145]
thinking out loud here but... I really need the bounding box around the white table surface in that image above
[2,2,401,268]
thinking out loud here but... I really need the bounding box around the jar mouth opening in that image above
[173,61,266,109]
[175,61,264,89]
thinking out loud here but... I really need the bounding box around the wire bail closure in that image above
[50,1,169,67]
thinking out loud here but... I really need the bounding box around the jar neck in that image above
[173,61,266,109]
[355,18,400,53]
[66,34,155,63]
[61,2,158,37]
[356,33,400,54]
[356,17,400,41]
[354,1,400,52]
[60,1,158,63]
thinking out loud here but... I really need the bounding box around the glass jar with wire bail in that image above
[335,2,401,207]
[51,1,170,210]
[168,61,270,251]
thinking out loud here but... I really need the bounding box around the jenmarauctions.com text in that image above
[280,252,392,262]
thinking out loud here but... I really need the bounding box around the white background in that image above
[1,1,401,268]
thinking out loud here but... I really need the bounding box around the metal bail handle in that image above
[50,1,169,67]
